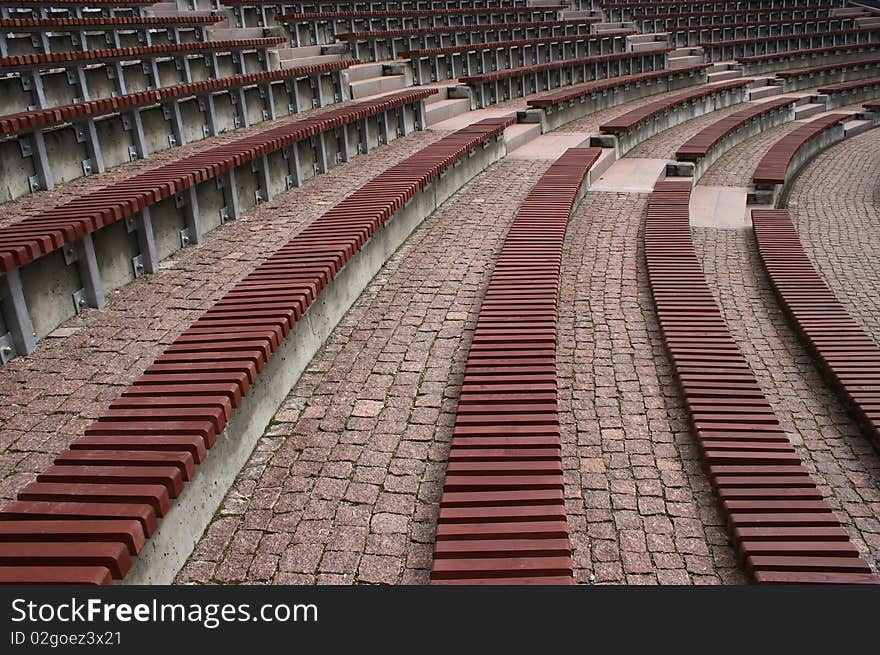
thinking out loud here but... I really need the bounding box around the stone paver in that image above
[0,128,447,502]
[693,226,880,572]
[557,191,745,585]
[175,159,551,584]
[787,128,880,343]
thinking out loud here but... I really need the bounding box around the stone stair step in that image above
[279,54,343,69]
[794,103,827,120]
[426,97,470,125]
[843,118,875,136]
[667,55,703,69]
[350,75,407,99]
[708,69,743,83]
[748,85,783,100]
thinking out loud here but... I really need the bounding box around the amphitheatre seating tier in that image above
[0,88,437,355]
[773,57,880,91]
[752,113,848,186]
[459,49,670,108]
[601,1,836,23]
[699,28,880,61]
[752,209,880,451]
[0,116,514,584]
[736,43,880,74]
[430,147,602,585]
[644,179,877,585]
[401,32,633,84]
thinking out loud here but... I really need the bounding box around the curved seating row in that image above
[336,19,595,61]
[0,116,514,584]
[0,87,436,357]
[774,57,880,91]
[817,75,880,106]
[0,37,286,73]
[667,18,857,48]
[274,6,565,44]
[675,97,797,179]
[599,78,750,155]
[632,6,836,27]
[0,15,222,29]
[700,28,880,62]
[752,113,848,187]
[524,64,710,131]
[645,178,877,584]
[752,209,880,451]
[401,32,633,84]
[460,49,670,108]
[602,0,830,23]
[431,146,602,585]
[736,43,880,75]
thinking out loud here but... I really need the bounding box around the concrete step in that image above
[207,27,266,41]
[844,118,875,136]
[631,40,669,53]
[426,97,470,125]
[667,55,703,69]
[423,86,450,105]
[856,16,880,27]
[748,76,777,88]
[343,62,385,84]
[350,74,407,98]
[707,69,743,83]
[273,46,323,59]
[503,122,542,152]
[670,46,703,56]
[628,32,668,43]
[279,54,343,69]
[748,84,782,100]
[795,102,827,120]
[560,10,598,20]
[709,61,737,72]
[594,21,636,33]
[148,3,214,17]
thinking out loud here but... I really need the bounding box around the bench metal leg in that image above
[72,234,106,311]
[224,169,242,219]
[29,130,55,192]
[135,207,159,274]
[257,154,273,203]
[83,118,106,174]
[165,102,186,146]
[0,270,37,359]
[182,187,204,245]
[128,110,149,158]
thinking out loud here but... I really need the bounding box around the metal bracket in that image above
[0,333,17,364]
[141,62,152,76]
[254,189,264,204]
[19,138,33,159]
[336,152,344,164]
[120,113,132,130]
[72,288,88,314]
[179,227,192,247]
[106,64,116,80]
[285,174,294,190]
[127,145,138,161]
[131,254,145,278]
[233,115,242,128]
[168,134,178,147]
[20,75,32,91]
[74,126,87,143]
[312,163,320,176]
[63,245,79,265]
[357,142,365,154]
[282,147,290,160]
[202,125,211,138]
[197,96,207,111]
[66,69,78,85]
[174,193,185,209]
[162,105,172,120]
[27,175,40,191]
[311,98,319,108]
[288,103,296,114]
[220,206,229,224]
[124,215,137,233]
[262,109,269,121]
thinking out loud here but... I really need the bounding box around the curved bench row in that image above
[602,0,830,22]
[665,18,857,49]
[523,64,710,132]
[736,43,880,75]
[774,57,880,91]
[675,97,797,180]
[0,88,436,358]
[752,209,880,451]
[752,113,848,189]
[699,28,880,62]
[0,116,514,584]
[430,146,602,585]
[598,78,750,155]
[333,19,595,60]
[632,6,837,29]
[401,32,633,84]
[0,60,355,199]
[645,178,877,584]
[460,49,670,109]
[817,75,880,107]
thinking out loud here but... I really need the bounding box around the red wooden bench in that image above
[0,87,438,274]
[816,74,880,106]
[675,97,797,168]
[752,208,880,451]
[602,0,833,22]
[431,146,601,585]
[645,178,877,584]
[460,49,671,108]
[666,18,857,49]
[736,43,880,74]
[700,28,880,62]
[752,113,849,186]
[0,115,513,584]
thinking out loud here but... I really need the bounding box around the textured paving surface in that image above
[693,226,880,573]
[0,128,447,502]
[698,120,802,187]
[557,191,746,585]
[625,102,748,159]
[787,128,880,343]
[175,159,550,584]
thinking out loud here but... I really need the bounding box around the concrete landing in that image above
[690,185,749,229]
[589,157,667,193]
[429,107,517,131]
[508,131,592,160]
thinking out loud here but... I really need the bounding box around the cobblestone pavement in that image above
[0,128,447,502]
[787,128,880,343]
[175,159,550,584]
[693,227,880,572]
[556,191,746,585]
